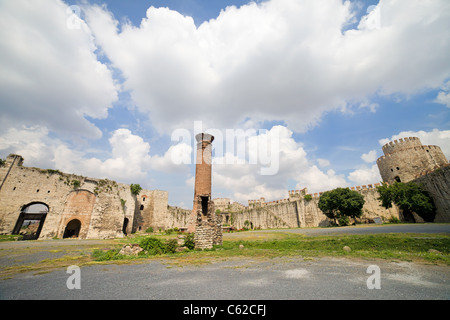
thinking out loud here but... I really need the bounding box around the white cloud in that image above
[0,126,56,170]
[151,143,193,173]
[434,81,450,108]
[361,150,377,163]
[83,0,450,134]
[348,164,382,185]
[0,0,118,139]
[209,125,347,203]
[296,166,347,194]
[317,158,330,167]
[0,126,191,184]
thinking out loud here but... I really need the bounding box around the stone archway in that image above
[63,219,81,238]
[60,190,96,239]
[13,202,49,240]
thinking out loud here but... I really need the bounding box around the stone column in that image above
[188,133,222,249]
[188,133,214,233]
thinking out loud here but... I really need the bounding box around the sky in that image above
[0,0,449,209]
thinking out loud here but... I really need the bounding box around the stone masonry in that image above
[0,154,169,239]
[376,137,448,184]
[0,136,448,241]
[191,133,222,249]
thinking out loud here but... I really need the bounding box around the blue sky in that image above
[1,0,449,208]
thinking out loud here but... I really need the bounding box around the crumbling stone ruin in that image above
[0,154,186,240]
[190,133,222,249]
[0,136,448,241]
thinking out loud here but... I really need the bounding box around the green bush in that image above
[145,227,153,233]
[184,233,195,250]
[140,237,166,255]
[165,239,178,253]
[130,184,142,196]
[71,179,81,189]
[304,194,313,201]
[338,215,350,226]
[388,216,400,223]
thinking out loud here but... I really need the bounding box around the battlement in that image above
[381,137,422,155]
[413,163,450,179]
[246,184,384,209]
[288,188,308,198]
[377,145,443,163]
[350,183,382,192]
[248,197,266,207]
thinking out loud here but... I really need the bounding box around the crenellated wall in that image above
[377,137,448,184]
[220,184,401,230]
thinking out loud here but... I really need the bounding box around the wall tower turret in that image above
[376,137,448,184]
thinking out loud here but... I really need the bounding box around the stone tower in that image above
[376,137,448,184]
[189,133,222,249]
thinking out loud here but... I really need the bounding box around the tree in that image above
[318,188,365,226]
[376,182,436,222]
[130,184,142,196]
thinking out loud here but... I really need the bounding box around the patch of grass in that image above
[0,235,22,242]
[219,233,450,264]
[1,231,448,279]
[0,255,92,279]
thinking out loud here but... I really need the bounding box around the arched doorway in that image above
[122,218,129,235]
[63,219,81,238]
[13,203,49,240]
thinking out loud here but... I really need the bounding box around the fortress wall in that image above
[0,155,139,239]
[357,187,400,221]
[377,145,447,184]
[117,183,137,235]
[167,206,190,229]
[0,156,77,238]
[377,137,448,185]
[136,190,173,231]
[229,187,400,230]
[413,165,450,222]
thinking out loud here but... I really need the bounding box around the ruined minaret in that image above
[189,133,222,249]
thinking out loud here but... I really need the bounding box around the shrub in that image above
[184,233,195,250]
[145,227,153,233]
[140,237,166,255]
[130,184,142,196]
[338,215,350,226]
[388,216,400,223]
[71,179,81,189]
[165,239,178,253]
[304,194,313,201]
[377,182,436,222]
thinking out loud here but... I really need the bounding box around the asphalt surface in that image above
[254,223,450,235]
[0,256,448,300]
[0,224,449,300]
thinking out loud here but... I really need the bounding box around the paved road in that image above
[259,223,450,235]
[0,256,449,300]
[0,224,449,301]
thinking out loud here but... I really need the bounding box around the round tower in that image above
[188,133,214,233]
[376,137,448,184]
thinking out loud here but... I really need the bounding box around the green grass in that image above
[219,233,450,263]
[0,234,22,242]
[1,231,448,279]
[90,232,450,265]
